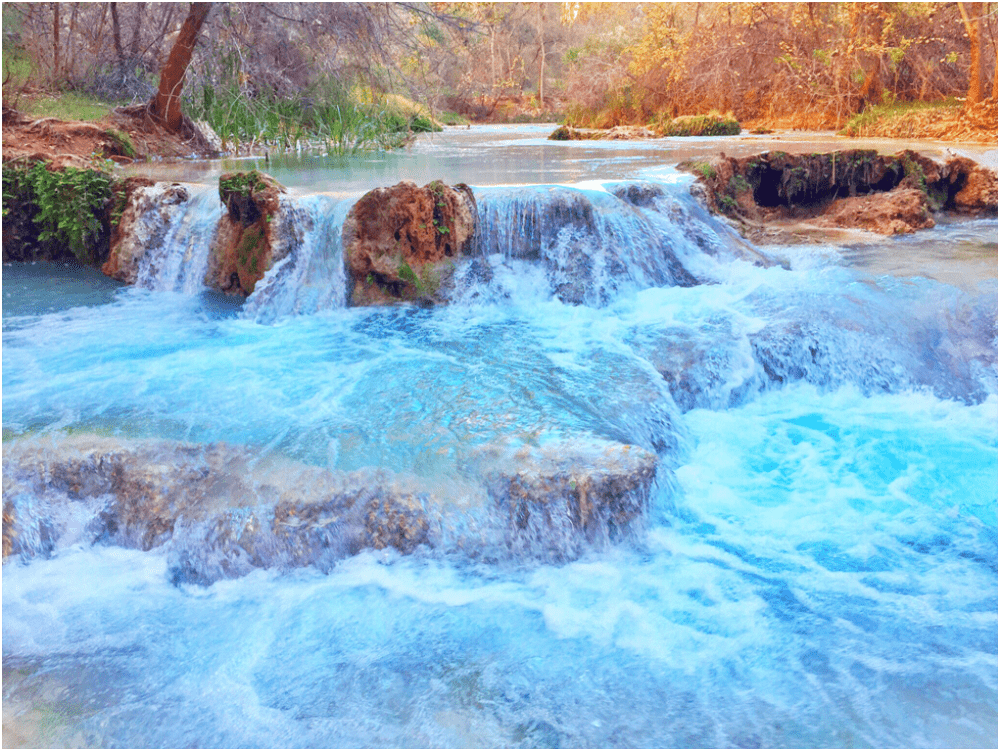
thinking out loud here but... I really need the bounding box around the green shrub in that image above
[718,195,739,213]
[549,125,573,141]
[104,129,136,158]
[693,162,717,180]
[2,161,112,263]
[219,170,268,202]
[729,174,750,193]
[408,113,442,133]
[437,111,469,126]
[660,113,741,137]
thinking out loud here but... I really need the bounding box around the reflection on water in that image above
[123,123,999,194]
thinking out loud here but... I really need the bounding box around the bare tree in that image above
[51,2,60,81]
[110,2,124,65]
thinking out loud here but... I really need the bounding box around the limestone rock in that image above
[683,149,997,241]
[102,179,182,283]
[817,186,935,235]
[948,158,999,213]
[468,439,658,560]
[204,171,287,296]
[3,433,661,579]
[342,180,477,305]
[1,436,440,581]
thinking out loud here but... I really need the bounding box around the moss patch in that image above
[657,112,740,137]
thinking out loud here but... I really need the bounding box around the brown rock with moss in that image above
[816,187,935,235]
[206,171,286,295]
[684,149,997,239]
[947,157,999,214]
[342,180,477,305]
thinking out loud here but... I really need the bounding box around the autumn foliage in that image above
[561,2,997,131]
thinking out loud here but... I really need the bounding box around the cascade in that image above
[241,194,354,322]
[3,130,996,749]
[132,186,224,293]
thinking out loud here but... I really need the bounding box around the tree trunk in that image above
[957,2,986,105]
[67,3,79,80]
[150,2,212,133]
[51,3,60,81]
[110,2,124,64]
[850,3,885,110]
[537,3,545,108]
[129,2,146,58]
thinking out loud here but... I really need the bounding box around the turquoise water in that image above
[3,127,997,748]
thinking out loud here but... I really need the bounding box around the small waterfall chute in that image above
[241,194,354,322]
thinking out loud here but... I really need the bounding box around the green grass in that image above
[656,112,741,137]
[2,48,32,88]
[17,92,113,122]
[437,111,470,126]
[185,77,429,153]
[840,98,962,135]
[3,45,113,121]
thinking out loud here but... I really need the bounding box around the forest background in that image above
[2,1,998,152]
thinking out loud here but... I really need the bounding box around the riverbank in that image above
[1,106,219,167]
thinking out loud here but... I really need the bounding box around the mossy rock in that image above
[658,113,741,137]
[209,170,287,295]
[218,170,285,226]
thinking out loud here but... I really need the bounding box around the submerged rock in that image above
[342,180,477,305]
[3,433,661,581]
[1,436,439,581]
[467,439,658,560]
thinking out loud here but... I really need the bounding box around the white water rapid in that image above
[3,126,996,748]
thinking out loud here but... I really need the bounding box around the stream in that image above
[2,125,997,748]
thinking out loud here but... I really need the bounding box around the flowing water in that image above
[3,126,997,748]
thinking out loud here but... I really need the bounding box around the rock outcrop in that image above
[466,439,658,560]
[814,186,935,235]
[3,433,660,581]
[684,149,998,239]
[102,179,184,283]
[342,180,477,305]
[1,436,439,581]
[205,171,287,295]
[550,114,740,141]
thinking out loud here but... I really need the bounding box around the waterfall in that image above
[103,177,998,407]
[122,179,769,315]
[3,143,996,748]
[241,194,355,322]
[132,186,224,293]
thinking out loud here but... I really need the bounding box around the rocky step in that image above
[2,434,658,582]
[682,149,998,239]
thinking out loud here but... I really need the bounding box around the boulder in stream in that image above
[467,439,658,560]
[683,149,998,240]
[205,170,287,295]
[103,179,186,283]
[342,180,477,305]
